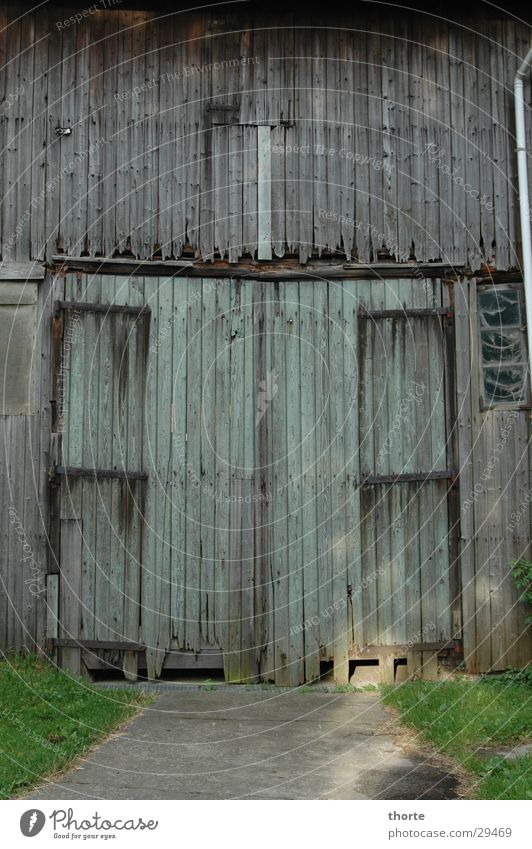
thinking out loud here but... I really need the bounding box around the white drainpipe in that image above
[514,46,532,391]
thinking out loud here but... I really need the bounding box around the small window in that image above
[477,285,529,408]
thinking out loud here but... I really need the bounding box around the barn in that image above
[1,0,531,685]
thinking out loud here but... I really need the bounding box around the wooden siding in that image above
[455,279,532,672]
[0,271,55,655]
[0,6,530,268]
[2,267,531,674]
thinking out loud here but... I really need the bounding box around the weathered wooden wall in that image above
[0,4,530,268]
[0,268,53,654]
[455,279,532,672]
[1,2,531,675]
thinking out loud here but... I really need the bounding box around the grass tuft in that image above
[0,654,150,798]
[383,676,532,799]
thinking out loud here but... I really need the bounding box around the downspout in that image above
[514,46,532,392]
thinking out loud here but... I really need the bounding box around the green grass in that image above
[383,676,532,799]
[0,654,150,798]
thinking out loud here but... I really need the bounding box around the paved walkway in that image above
[27,689,458,800]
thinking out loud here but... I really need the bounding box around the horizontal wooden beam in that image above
[350,640,461,657]
[359,307,452,319]
[51,638,144,651]
[54,466,148,481]
[0,261,45,280]
[50,256,463,281]
[81,647,226,672]
[360,470,455,485]
[54,299,150,317]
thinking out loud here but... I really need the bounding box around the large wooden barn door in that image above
[51,278,149,678]
[49,273,454,685]
[259,277,454,685]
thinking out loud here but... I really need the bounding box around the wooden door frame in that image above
[47,298,150,677]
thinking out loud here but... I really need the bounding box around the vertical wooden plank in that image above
[0,4,8,263]
[257,125,272,260]
[285,281,304,684]
[200,278,217,646]
[469,280,492,672]
[454,279,476,670]
[329,281,349,683]
[408,20,426,262]
[325,27,341,255]
[312,25,328,256]
[120,9,138,256]
[213,278,231,656]
[197,20,214,259]
[285,124,299,254]
[314,279,333,657]
[46,573,59,641]
[358,280,378,645]
[261,283,277,680]
[142,14,159,259]
[299,282,320,681]
[228,126,243,263]
[60,520,82,675]
[14,14,34,262]
[184,17,202,254]
[101,10,119,257]
[183,277,202,654]
[226,478,242,682]
[142,277,162,676]
[2,8,23,262]
[420,20,440,262]
[30,9,50,261]
[342,280,361,656]
[70,16,91,256]
[170,276,188,649]
[270,124,285,258]
[173,21,188,259]
[121,280,146,679]
[448,25,467,267]
[270,281,290,684]
[296,30,313,264]
[213,126,229,259]
[81,294,101,644]
[434,23,452,268]
[6,419,26,651]
[240,280,258,680]
[367,27,384,260]
[243,125,258,258]
[253,282,270,677]
[153,277,173,668]
[381,23,398,258]
[353,24,371,263]
[490,20,510,271]
[338,26,356,260]
[476,32,495,267]
[85,12,105,256]
[94,280,115,644]
[240,478,256,681]
[463,34,482,272]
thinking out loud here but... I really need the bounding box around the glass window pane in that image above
[478,289,520,327]
[483,366,527,404]
[480,329,523,364]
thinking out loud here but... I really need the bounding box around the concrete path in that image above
[27,689,458,800]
